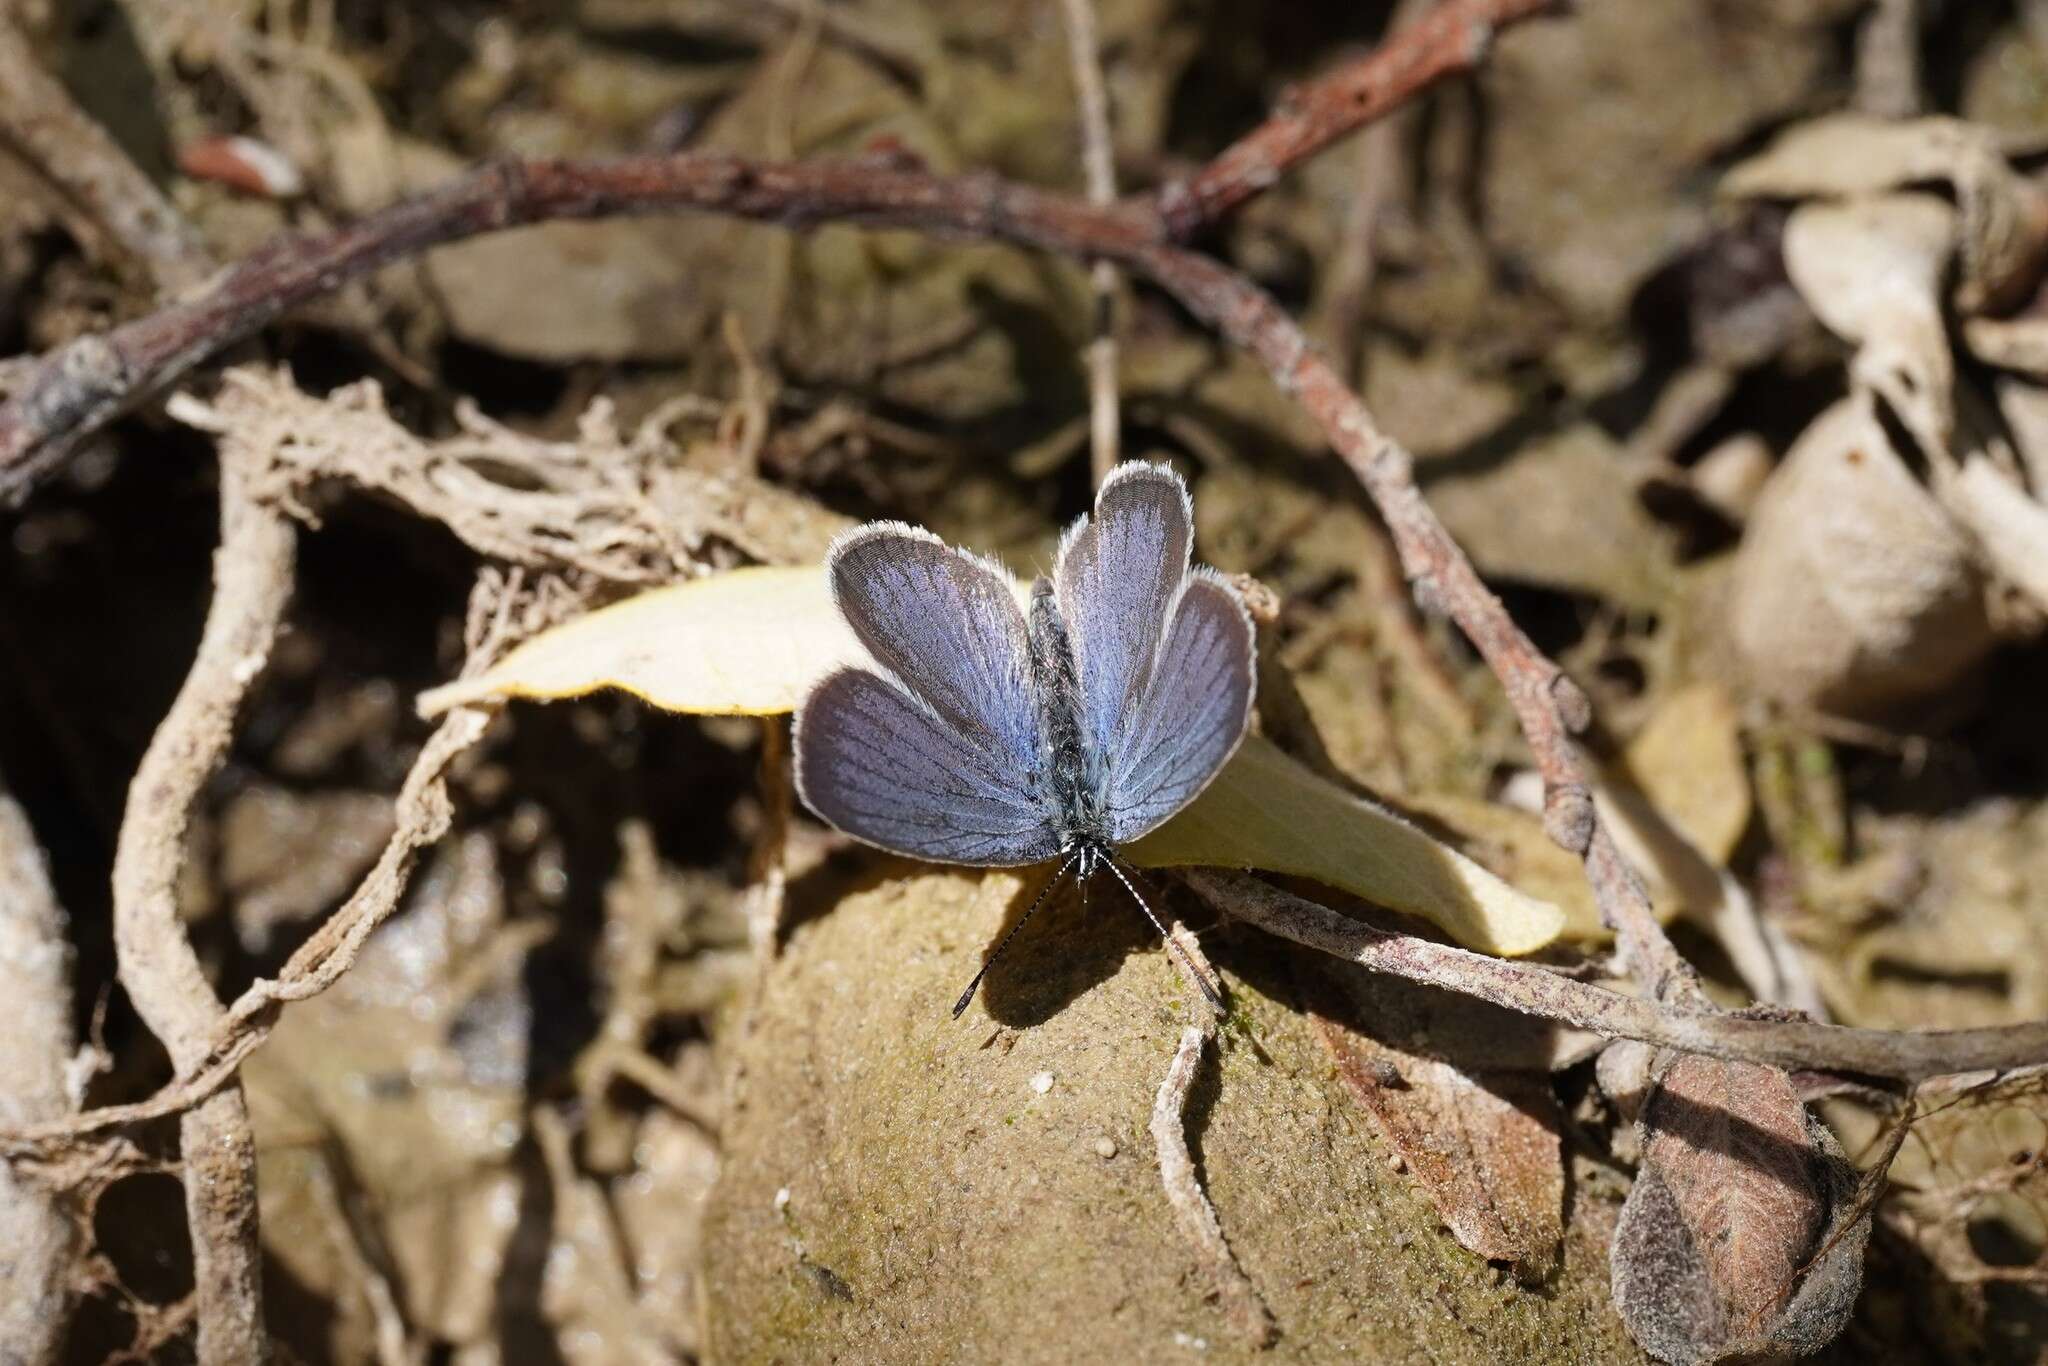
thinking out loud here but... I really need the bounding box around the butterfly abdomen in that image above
[1027,576,1107,849]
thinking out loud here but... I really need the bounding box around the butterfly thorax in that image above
[1027,576,1110,851]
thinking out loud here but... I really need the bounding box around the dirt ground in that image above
[5,1,2048,1362]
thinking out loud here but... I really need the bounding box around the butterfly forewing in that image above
[828,525,1046,776]
[794,667,1064,865]
[1052,463,1193,766]
[1103,572,1255,843]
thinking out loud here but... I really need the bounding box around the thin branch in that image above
[1155,0,1560,238]
[0,0,1567,507]
[0,44,2030,1111]
[1058,0,1123,485]
[0,155,1155,506]
[1182,870,2048,1082]
[110,441,289,1364]
[0,16,213,294]
[1151,1024,1276,1346]
[0,771,80,1365]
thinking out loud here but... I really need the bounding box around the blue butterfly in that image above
[793,463,1256,1015]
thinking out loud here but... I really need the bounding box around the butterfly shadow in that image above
[777,850,1207,1027]
[974,865,1168,1028]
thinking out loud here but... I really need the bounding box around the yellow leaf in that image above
[420,565,1564,956]
[419,566,859,717]
[1129,737,1563,956]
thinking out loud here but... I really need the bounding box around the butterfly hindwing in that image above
[793,666,1064,866]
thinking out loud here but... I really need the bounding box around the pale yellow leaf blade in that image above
[418,565,859,717]
[1128,735,1564,957]
[419,566,1566,956]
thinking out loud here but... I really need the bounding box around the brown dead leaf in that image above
[1611,1046,1868,1365]
[1309,967,1569,1280]
[1615,683,1750,866]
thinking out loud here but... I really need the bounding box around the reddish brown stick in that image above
[1155,0,1561,238]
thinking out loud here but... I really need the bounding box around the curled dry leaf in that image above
[1722,113,2048,313]
[1766,187,2048,622]
[1725,392,1995,716]
[1963,313,2048,377]
[1611,1046,1868,1366]
[422,566,1565,953]
[1781,193,1955,457]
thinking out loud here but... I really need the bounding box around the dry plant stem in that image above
[112,450,288,1364]
[1156,0,1560,237]
[0,707,487,1157]
[1854,0,1923,119]
[745,717,792,956]
[0,17,213,293]
[0,775,80,1365]
[1057,0,1123,485]
[717,0,928,92]
[1151,1023,1277,1346]
[1185,870,2048,1082]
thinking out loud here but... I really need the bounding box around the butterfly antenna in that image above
[952,851,1082,1019]
[1100,850,1225,1013]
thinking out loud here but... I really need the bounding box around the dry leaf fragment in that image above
[1781,193,1956,458]
[1309,966,1568,1280]
[1722,114,2048,313]
[1611,1046,1868,1365]
[1317,1014,1563,1279]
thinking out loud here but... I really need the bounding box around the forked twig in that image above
[1152,1024,1276,1346]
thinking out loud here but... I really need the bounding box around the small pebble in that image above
[773,1186,791,1214]
[1029,1071,1055,1095]
[1093,1134,1118,1159]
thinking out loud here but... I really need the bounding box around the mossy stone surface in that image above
[703,865,1644,1362]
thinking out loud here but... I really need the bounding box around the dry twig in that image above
[1156,0,1559,237]
[0,773,81,1365]
[1057,0,1124,485]
[0,16,213,293]
[109,437,290,1363]
[1151,1023,1276,1346]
